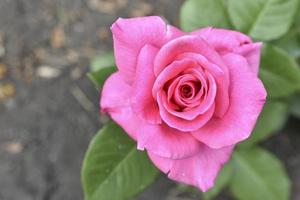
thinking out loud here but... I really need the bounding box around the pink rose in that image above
[101,16,267,191]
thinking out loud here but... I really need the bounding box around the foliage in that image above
[230,148,290,200]
[82,122,159,200]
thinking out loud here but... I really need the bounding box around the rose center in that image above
[180,84,193,98]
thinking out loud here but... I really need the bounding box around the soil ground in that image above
[0,0,299,200]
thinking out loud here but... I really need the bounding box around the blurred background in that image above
[0,0,300,200]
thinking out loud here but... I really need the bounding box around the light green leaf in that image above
[203,161,233,200]
[88,52,117,88]
[228,0,299,41]
[180,0,231,32]
[260,45,300,98]
[87,66,116,89]
[231,147,290,200]
[90,52,115,72]
[81,122,159,200]
[239,100,288,148]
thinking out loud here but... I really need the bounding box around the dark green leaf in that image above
[180,0,231,32]
[203,161,233,200]
[260,45,300,98]
[290,93,300,118]
[231,147,290,200]
[81,122,159,200]
[228,0,299,41]
[294,4,300,28]
[239,99,288,148]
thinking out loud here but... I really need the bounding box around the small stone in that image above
[0,63,7,79]
[97,27,110,40]
[0,83,16,101]
[34,48,47,62]
[4,142,23,154]
[50,26,65,49]
[66,50,79,63]
[0,46,5,58]
[36,66,61,79]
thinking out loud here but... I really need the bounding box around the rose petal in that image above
[111,16,183,81]
[100,72,139,140]
[167,76,182,110]
[132,44,161,124]
[165,71,216,120]
[101,72,132,110]
[172,74,199,108]
[153,58,198,98]
[234,43,262,74]
[193,27,261,74]
[137,123,202,159]
[192,53,267,148]
[148,144,234,192]
[192,27,251,54]
[176,53,230,117]
[154,35,229,79]
[153,35,230,117]
[158,91,215,132]
[101,72,202,158]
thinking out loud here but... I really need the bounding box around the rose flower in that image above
[101,16,267,191]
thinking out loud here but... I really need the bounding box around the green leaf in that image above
[228,0,299,41]
[239,100,288,148]
[260,45,300,98]
[273,28,300,58]
[203,161,233,200]
[87,66,116,89]
[81,122,159,200]
[88,52,117,88]
[231,147,291,200]
[90,52,115,72]
[180,0,231,32]
[294,4,300,28]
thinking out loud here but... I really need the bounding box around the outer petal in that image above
[101,72,132,111]
[111,16,184,81]
[192,27,251,54]
[148,145,234,192]
[137,123,202,159]
[132,44,161,124]
[192,53,267,148]
[100,72,138,140]
[193,27,262,74]
[234,43,262,74]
